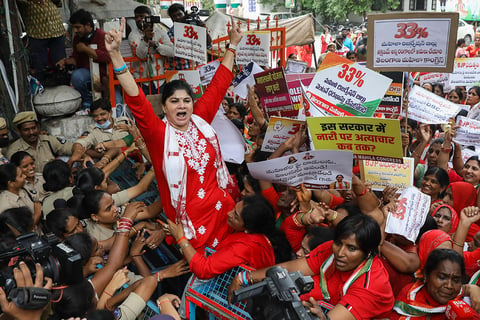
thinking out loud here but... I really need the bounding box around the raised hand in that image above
[105,17,125,53]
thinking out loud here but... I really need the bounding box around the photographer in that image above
[128,6,174,95]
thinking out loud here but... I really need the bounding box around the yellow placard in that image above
[360,157,414,191]
[307,116,403,163]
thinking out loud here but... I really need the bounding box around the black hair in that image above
[86,310,115,320]
[223,96,233,105]
[44,208,79,240]
[10,151,33,167]
[68,167,105,215]
[407,118,418,130]
[416,215,438,244]
[469,86,480,98]
[432,83,444,96]
[43,160,72,192]
[167,3,185,18]
[422,82,433,91]
[449,88,464,102]
[230,118,245,132]
[63,232,93,265]
[336,174,344,179]
[0,207,33,235]
[456,38,465,47]
[134,5,152,15]
[431,138,444,146]
[69,9,94,28]
[346,51,357,59]
[91,98,112,113]
[465,155,480,168]
[424,248,465,280]
[161,80,194,105]
[229,102,247,119]
[240,172,261,194]
[50,279,95,319]
[423,167,449,193]
[0,163,18,190]
[242,195,293,263]
[81,190,108,219]
[306,226,334,251]
[334,213,381,257]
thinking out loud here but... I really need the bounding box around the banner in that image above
[454,116,480,147]
[198,60,220,86]
[367,12,459,72]
[385,187,431,242]
[246,150,353,189]
[231,61,264,99]
[360,157,414,191]
[255,68,292,118]
[165,70,203,99]
[306,53,392,117]
[307,116,403,163]
[377,72,404,115]
[261,117,306,152]
[449,58,480,87]
[284,73,315,118]
[236,31,270,67]
[407,85,461,124]
[174,22,207,64]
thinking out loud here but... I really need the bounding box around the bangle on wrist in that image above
[227,42,237,51]
[177,236,187,244]
[113,63,127,73]
[103,290,113,297]
[355,186,368,197]
[451,238,463,247]
[327,210,338,222]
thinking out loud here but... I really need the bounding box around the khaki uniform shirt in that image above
[6,135,73,173]
[41,186,74,218]
[24,173,50,202]
[75,117,130,150]
[0,189,34,215]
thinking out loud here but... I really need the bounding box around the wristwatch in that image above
[226,43,237,51]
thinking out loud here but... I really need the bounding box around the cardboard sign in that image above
[285,59,308,74]
[231,61,264,100]
[173,22,207,64]
[255,68,292,117]
[198,60,220,86]
[360,157,414,191]
[246,150,353,189]
[407,85,461,124]
[449,58,480,87]
[377,72,405,115]
[236,31,270,66]
[454,116,480,147]
[261,117,306,152]
[165,70,203,99]
[385,187,431,242]
[367,12,459,72]
[307,53,392,117]
[307,116,404,163]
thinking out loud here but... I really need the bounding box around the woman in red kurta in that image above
[105,19,244,253]
[167,195,291,279]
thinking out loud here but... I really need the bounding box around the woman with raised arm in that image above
[105,19,243,252]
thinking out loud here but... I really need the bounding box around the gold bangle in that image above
[327,210,338,222]
[451,238,463,247]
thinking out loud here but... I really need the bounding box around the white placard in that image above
[454,116,480,147]
[261,117,306,152]
[231,61,264,99]
[449,58,480,87]
[407,85,461,124]
[199,60,220,86]
[246,150,353,189]
[211,108,246,164]
[173,22,207,64]
[385,187,431,242]
[236,31,270,67]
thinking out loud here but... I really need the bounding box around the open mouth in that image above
[177,112,187,119]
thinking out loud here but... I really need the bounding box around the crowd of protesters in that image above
[3,2,480,320]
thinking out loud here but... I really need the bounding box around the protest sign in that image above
[307,53,392,117]
[231,61,264,99]
[419,72,452,93]
[407,85,461,124]
[165,70,203,99]
[261,117,306,152]
[307,116,403,163]
[360,157,414,191]
[377,72,404,115]
[285,59,308,74]
[283,73,315,118]
[461,148,480,165]
[236,31,270,66]
[449,58,480,87]
[211,108,246,164]
[255,68,293,118]
[198,60,220,86]
[301,84,329,117]
[247,150,353,189]
[367,12,458,72]
[385,187,431,242]
[173,22,207,64]
[454,116,480,147]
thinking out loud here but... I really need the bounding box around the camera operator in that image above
[0,261,52,320]
[166,3,212,70]
[128,6,174,95]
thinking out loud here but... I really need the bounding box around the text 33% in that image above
[183,25,198,40]
[246,34,261,45]
[337,64,365,87]
[394,23,428,39]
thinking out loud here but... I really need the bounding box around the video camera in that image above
[142,15,161,30]
[0,232,84,296]
[184,6,201,25]
[231,266,318,320]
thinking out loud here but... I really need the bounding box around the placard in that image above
[261,117,306,152]
[360,157,414,191]
[284,73,315,118]
[173,22,207,64]
[385,187,431,242]
[307,116,403,163]
[236,31,270,67]
[246,150,353,189]
[198,60,220,86]
[377,72,404,115]
[407,85,461,124]
[231,61,264,99]
[285,59,308,74]
[367,12,458,72]
[307,53,392,117]
[165,70,203,99]
[454,116,480,147]
[449,58,480,87]
[254,68,292,117]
